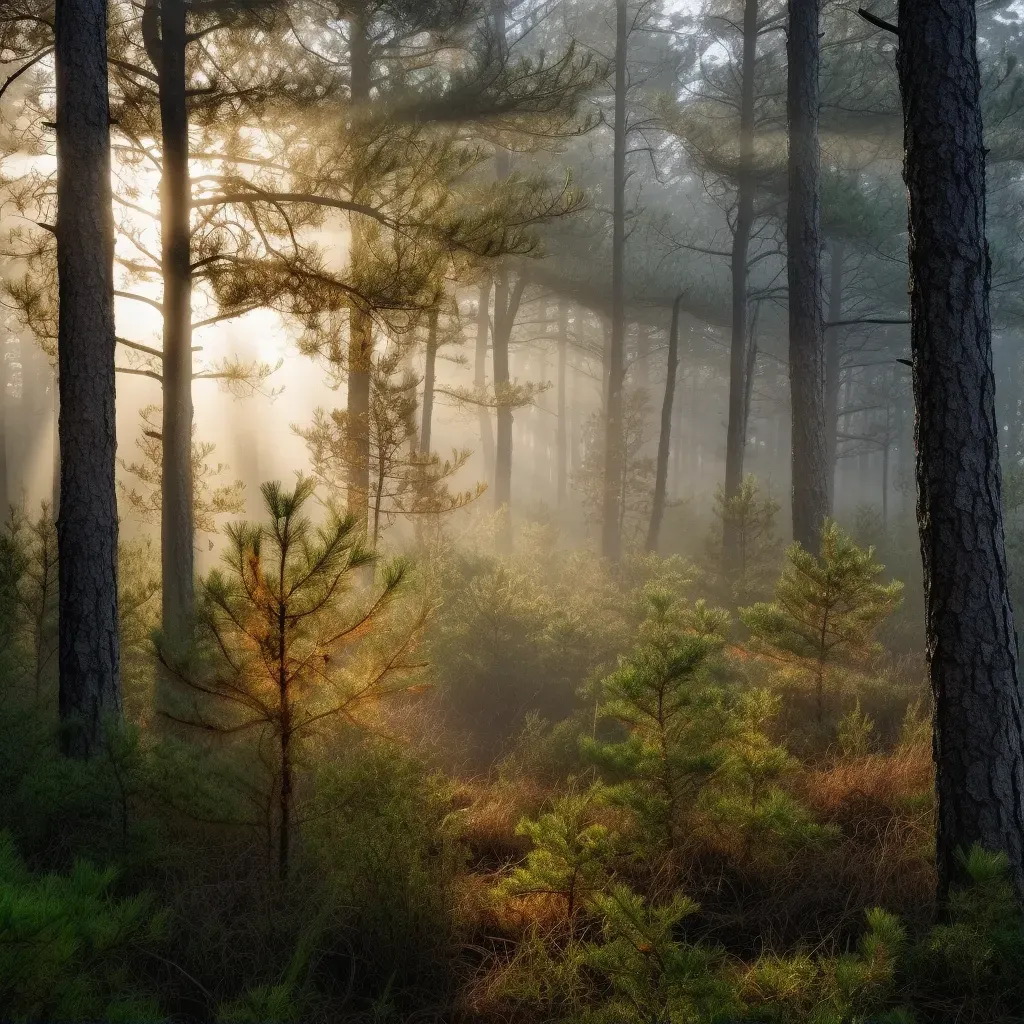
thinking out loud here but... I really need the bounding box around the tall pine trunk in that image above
[824,241,844,508]
[54,0,122,755]
[647,295,682,552]
[346,15,372,535]
[420,308,438,454]
[557,299,568,507]
[601,0,628,563]
[475,278,495,480]
[158,0,195,641]
[492,270,524,552]
[897,0,1024,899]
[786,0,828,551]
[722,0,758,569]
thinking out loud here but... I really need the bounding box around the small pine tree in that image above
[741,519,903,726]
[119,405,245,535]
[159,477,424,880]
[582,591,732,867]
[582,884,737,1023]
[497,788,614,930]
[710,474,782,604]
[0,833,163,1021]
[2,504,58,701]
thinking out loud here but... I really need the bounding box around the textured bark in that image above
[786,0,828,552]
[419,308,438,454]
[722,0,759,568]
[0,345,8,514]
[647,295,682,552]
[824,241,844,509]
[897,0,1024,899]
[158,0,195,641]
[475,278,495,480]
[492,271,525,552]
[601,0,628,563]
[54,0,123,755]
[556,299,568,507]
[346,14,372,534]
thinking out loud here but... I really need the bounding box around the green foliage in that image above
[581,884,738,1023]
[426,543,622,756]
[741,520,903,726]
[711,474,783,603]
[575,388,657,549]
[498,788,615,924]
[742,907,907,1023]
[1,504,58,700]
[837,700,877,759]
[161,477,422,879]
[582,590,733,860]
[0,832,163,1023]
[119,405,246,535]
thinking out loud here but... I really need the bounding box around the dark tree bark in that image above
[647,294,683,552]
[601,0,628,563]
[0,341,8,514]
[556,298,568,507]
[419,308,439,454]
[824,240,844,508]
[346,14,372,535]
[475,278,495,480]
[722,0,759,568]
[492,270,526,552]
[155,0,195,641]
[897,0,1024,899]
[54,0,123,755]
[786,0,828,551]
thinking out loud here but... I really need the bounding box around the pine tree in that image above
[741,519,903,725]
[159,477,424,879]
[709,474,781,604]
[497,788,614,931]
[582,591,732,867]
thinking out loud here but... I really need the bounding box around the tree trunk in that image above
[897,0,1024,900]
[475,278,495,480]
[345,16,372,536]
[601,0,628,563]
[647,295,683,552]
[54,0,122,756]
[825,241,844,509]
[492,271,525,552]
[723,0,759,569]
[420,308,438,454]
[51,371,60,514]
[0,339,8,514]
[787,0,828,551]
[557,299,569,507]
[158,0,195,641]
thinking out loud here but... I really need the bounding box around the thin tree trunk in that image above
[475,278,495,479]
[54,0,122,756]
[346,16,372,536]
[647,295,683,552]
[825,241,844,509]
[723,0,759,570]
[157,0,195,641]
[897,0,1024,900]
[0,339,8,514]
[601,0,628,563]
[492,271,525,552]
[51,370,60,514]
[420,308,438,454]
[787,0,828,551]
[557,299,569,507]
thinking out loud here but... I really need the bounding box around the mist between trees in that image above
[3,0,1024,1021]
